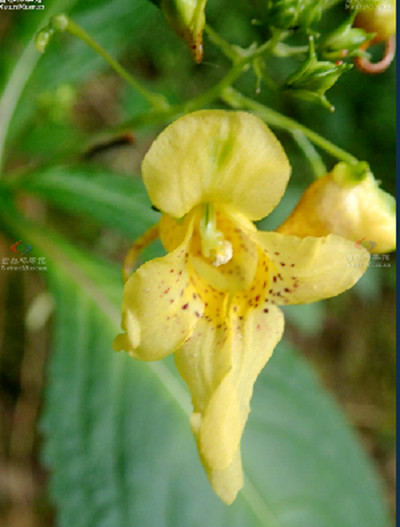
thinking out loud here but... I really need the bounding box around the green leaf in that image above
[12,165,159,238]
[3,0,157,153]
[0,198,390,527]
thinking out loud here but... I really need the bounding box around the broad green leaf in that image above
[0,197,390,527]
[11,165,159,238]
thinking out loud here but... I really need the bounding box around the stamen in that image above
[200,204,233,267]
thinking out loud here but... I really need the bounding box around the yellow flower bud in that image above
[354,0,396,42]
[154,0,207,62]
[277,162,396,253]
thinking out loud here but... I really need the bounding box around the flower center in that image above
[199,204,233,267]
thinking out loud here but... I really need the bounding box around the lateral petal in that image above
[113,231,204,360]
[253,231,370,305]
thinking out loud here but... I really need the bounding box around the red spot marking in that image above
[290,263,295,267]
[170,299,174,304]
[239,316,244,320]
[182,303,189,310]
[273,276,277,283]
[294,283,299,288]
[255,295,260,302]
[263,308,269,313]
[274,252,280,256]
[195,311,201,318]
[164,288,170,294]
[284,288,291,293]
[263,281,267,287]
[178,270,183,276]
[233,306,238,312]
[280,262,286,267]
[269,289,273,294]
[193,293,197,299]
[169,269,174,273]
[335,60,343,66]
[256,324,261,331]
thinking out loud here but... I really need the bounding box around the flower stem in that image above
[221,87,359,165]
[205,24,238,61]
[59,16,170,111]
[123,223,160,282]
[291,130,327,178]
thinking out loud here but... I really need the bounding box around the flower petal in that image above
[142,110,291,220]
[113,231,204,360]
[253,231,370,305]
[201,448,243,506]
[199,305,284,470]
[175,302,284,503]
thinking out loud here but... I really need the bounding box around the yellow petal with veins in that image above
[175,247,284,504]
[113,224,204,360]
[142,110,291,220]
[252,231,370,305]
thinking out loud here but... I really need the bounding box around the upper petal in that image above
[113,228,204,360]
[142,110,291,220]
[252,231,370,305]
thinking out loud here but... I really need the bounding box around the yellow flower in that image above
[277,161,396,254]
[114,110,369,504]
[354,0,396,42]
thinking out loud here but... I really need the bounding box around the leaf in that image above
[3,0,157,150]
[0,198,390,527]
[12,165,159,238]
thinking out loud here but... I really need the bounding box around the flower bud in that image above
[35,26,55,53]
[354,0,396,42]
[285,37,352,111]
[322,12,374,60]
[151,0,207,62]
[277,162,396,254]
[266,0,323,29]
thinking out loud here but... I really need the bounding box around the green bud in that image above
[323,12,374,59]
[35,14,69,54]
[50,14,69,32]
[285,37,352,111]
[155,0,207,62]
[35,26,55,53]
[266,0,323,30]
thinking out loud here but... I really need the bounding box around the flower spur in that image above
[114,110,369,504]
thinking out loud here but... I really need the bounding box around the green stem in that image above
[118,61,250,130]
[291,130,327,178]
[221,87,359,165]
[204,24,239,61]
[183,62,248,111]
[62,17,169,111]
[274,43,309,57]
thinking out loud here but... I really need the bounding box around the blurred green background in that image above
[0,1,395,526]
